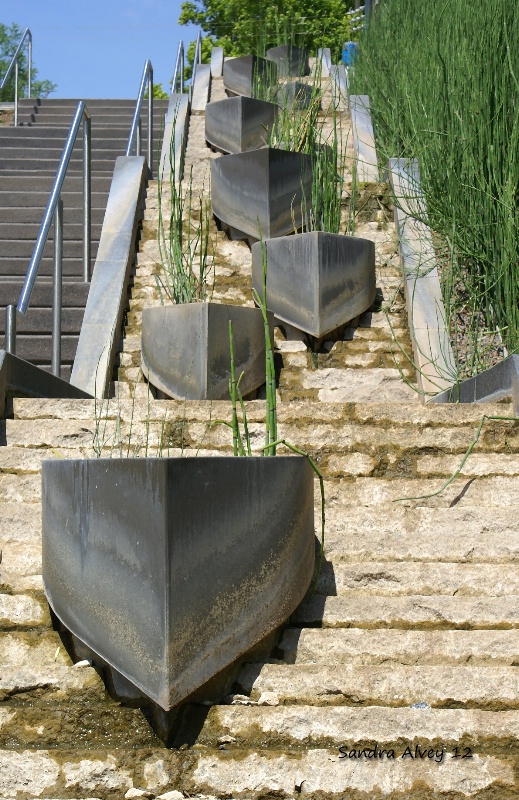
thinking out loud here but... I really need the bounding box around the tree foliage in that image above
[0,22,57,102]
[179,0,354,65]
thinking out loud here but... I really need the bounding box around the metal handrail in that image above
[190,31,202,102]
[172,41,185,94]
[0,27,32,127]
[5,101,91,378]
[126,59,153,175]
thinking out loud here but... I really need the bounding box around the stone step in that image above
[0,502,41,544]
[0,630,70,670]
[0,748,180,799]
[317,562,519,597]
[11,397,510,426]
[0,593,51,629]
[0,704,160,749]
[278,628,519,666]
[199,704,519,750]
[237,663,519,709]
[293,594,519,629]
[322,506,519,563]
[186,747,516,798]
[0,542,42,592]
[0,663,105,703]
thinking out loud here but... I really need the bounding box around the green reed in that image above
[351,0,519,366]
[156,119,214,305]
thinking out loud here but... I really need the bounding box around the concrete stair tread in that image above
[278,627,519,665]
[0,704,160,748]
[238,663,519,709]
[317,561,519,597]
[294,594,519,629]
[0,281,90,306]
[200,703,519,746]
[0,664,107,703]
[178,746,516,798]
[0,748,181,798]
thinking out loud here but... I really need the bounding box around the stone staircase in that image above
[0,97,167,380]
[1,395,518,797]
[0,77,518,798]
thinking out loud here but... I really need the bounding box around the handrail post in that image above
[5,306,16,355]
[180,42,184,93]
[83,112,91,281]
[136,118,141,156]
[52,197,63,377]
[14,60,19,127]
[148,65,153,177]
[27,34,32,98]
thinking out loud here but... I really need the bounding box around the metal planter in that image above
[42,455,315,711]
[205,96,278,154]
[211,147,313,242]
[266,45,310,78]
[276,80,315,110]
[223,55,276,98]
[141,303,267,400]
[251,231,376,339]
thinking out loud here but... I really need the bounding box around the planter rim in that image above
[42,454,305,465]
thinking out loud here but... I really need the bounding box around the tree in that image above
[0,22,57,101]
[179,0,355,65]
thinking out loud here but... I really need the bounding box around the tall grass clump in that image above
[268,64,346,235]
[351,0,519,367]
[156,124,214,305]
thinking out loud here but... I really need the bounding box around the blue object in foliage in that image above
[342,41,358,66]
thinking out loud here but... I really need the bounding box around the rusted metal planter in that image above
[141,303,267,400]
[251,231,376,339]
[205,96,278,154]
[211,147,313,242]
[223,55,276,98]
[266,45,310,78]
[42,455,315,711]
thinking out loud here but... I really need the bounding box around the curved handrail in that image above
[0,27,32,126]
[6,101,92,377]
[126,59,153,175]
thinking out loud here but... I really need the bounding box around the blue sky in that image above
[6,0,200,98]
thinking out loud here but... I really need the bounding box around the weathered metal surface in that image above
[431,354,519,415]
[317,47,332,78]
[42,455,315,711]
[191,63,211,113]
[389,157,456,396]
[210,46,224,77]
[159,93,190,181]
[223,55,276,98]
[211,147,313,242]
[251,231,376,339]
[70,156,147,398]
[0,349,91,417]
[276,81,314,111]
[205,96,278,154]
[266,45,310,78]
[350,95,379,183]
[330,64,348,110]
[141,302,267,400]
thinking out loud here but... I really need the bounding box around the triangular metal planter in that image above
[211,147,313,242]
[223,55,277,98]
[42,455,315,711]
[251,231,376,339]
[205,96,278,154]
[276,80,315,111]
[266,45,310,78]
[141,303,267,400]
